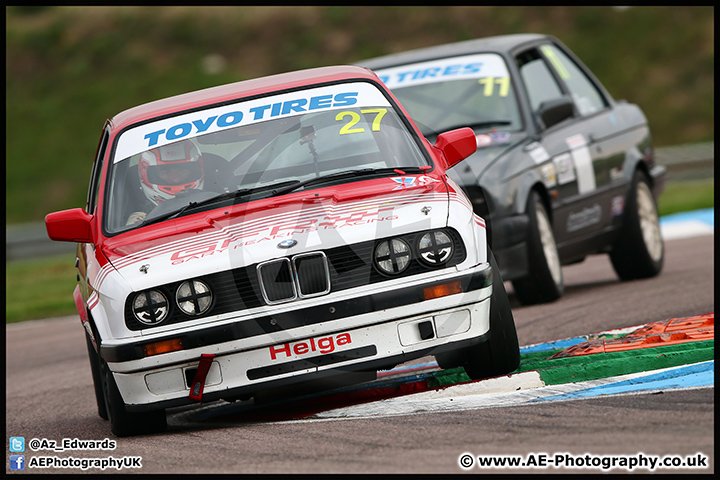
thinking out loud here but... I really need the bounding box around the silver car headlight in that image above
[374,238,411,275]
[417,230,454,266]
[176,279,213,316]
[132,289,170,326]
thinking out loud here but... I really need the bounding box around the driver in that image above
[126,139,205,225]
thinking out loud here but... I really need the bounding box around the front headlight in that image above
[417,230,454,266]
[374,238,411,275]
[132,289,170,326]
[176,279,213,315]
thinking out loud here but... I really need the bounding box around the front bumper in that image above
[649,164,667,199]
[106,264,493,411]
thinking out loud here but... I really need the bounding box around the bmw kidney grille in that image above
[258,252,330,304]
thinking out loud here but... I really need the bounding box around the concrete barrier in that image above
[653,141,714,181]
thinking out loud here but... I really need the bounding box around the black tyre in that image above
[512,190,563,305]
[85,334,108,420]
[610,170,664,280]
[100,356,167,437]
[462,248,521,380]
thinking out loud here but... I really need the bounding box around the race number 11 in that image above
[478,77,510,97]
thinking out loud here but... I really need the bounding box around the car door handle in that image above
[587,133,603,154]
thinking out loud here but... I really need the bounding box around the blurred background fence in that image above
[6,141,713,261]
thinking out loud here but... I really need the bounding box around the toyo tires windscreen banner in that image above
[114,82,391,162]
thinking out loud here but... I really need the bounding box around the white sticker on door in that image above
[553,153,575,185]
[566,134,595,194]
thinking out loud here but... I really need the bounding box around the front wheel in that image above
[462,248,521,380]
[100,356,167,437]
[85,334,108,420]
[512,190,564,305]
[609,170,664,280]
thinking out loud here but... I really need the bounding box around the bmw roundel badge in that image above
[277,239,298,249]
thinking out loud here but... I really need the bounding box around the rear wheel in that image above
[609,170,664,280]
[462,248,520,380]
[512,190,563,305]
[100,356,167,437]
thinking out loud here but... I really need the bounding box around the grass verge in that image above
[6,254,79,323]
[657,178,714,217]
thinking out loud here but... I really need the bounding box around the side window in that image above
[516,49,564,112]
[87,127,110,214]
[540,44,607,116]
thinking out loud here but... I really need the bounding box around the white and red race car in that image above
[45,65,520,436]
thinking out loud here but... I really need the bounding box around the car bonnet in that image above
[100,174,451,292]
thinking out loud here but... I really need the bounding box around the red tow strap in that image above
[189,354,215,402]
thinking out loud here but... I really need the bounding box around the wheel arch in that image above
[84,309,103,355]
[75,286,103,355]
[633,159,652,188]
[518,179,553,224]
[463,184,494,248]
[622,138,654,191]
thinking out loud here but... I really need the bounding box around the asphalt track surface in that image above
[5,233,714,474]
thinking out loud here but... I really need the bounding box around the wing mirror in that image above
[537,96,575,129]
[434,127,477,168]
[45,208,94,243]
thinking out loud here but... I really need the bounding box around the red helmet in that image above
[138,140,204,206]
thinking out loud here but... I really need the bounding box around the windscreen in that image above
[374,53,522,136]
[105,81,429,234]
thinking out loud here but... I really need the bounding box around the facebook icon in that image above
[9,455,25,470]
